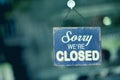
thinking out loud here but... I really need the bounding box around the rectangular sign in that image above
[53,27,101,66]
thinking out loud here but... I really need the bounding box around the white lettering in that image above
[56,51,64,61]
[78,51,85,61]
[56,50,100,61]
[92,50,100,61]
[70,51,78,61]
[61,31,93,46]
[86,51,92,61]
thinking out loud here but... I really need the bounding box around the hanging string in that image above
[60,8,85,26]
[74,8,85,21]
[60,9,71,26]
[74,8,86,26]
[63,9,71,22]
[60,0,85,26]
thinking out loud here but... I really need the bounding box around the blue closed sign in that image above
[53,27,101,66]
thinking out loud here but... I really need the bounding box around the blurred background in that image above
[0,0,120,80]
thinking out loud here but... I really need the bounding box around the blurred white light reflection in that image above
[103,16,112,26]
[59,73,78,80]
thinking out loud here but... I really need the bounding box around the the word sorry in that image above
[61,31,93,46]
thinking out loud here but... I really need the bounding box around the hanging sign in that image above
[53,27,101,66]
